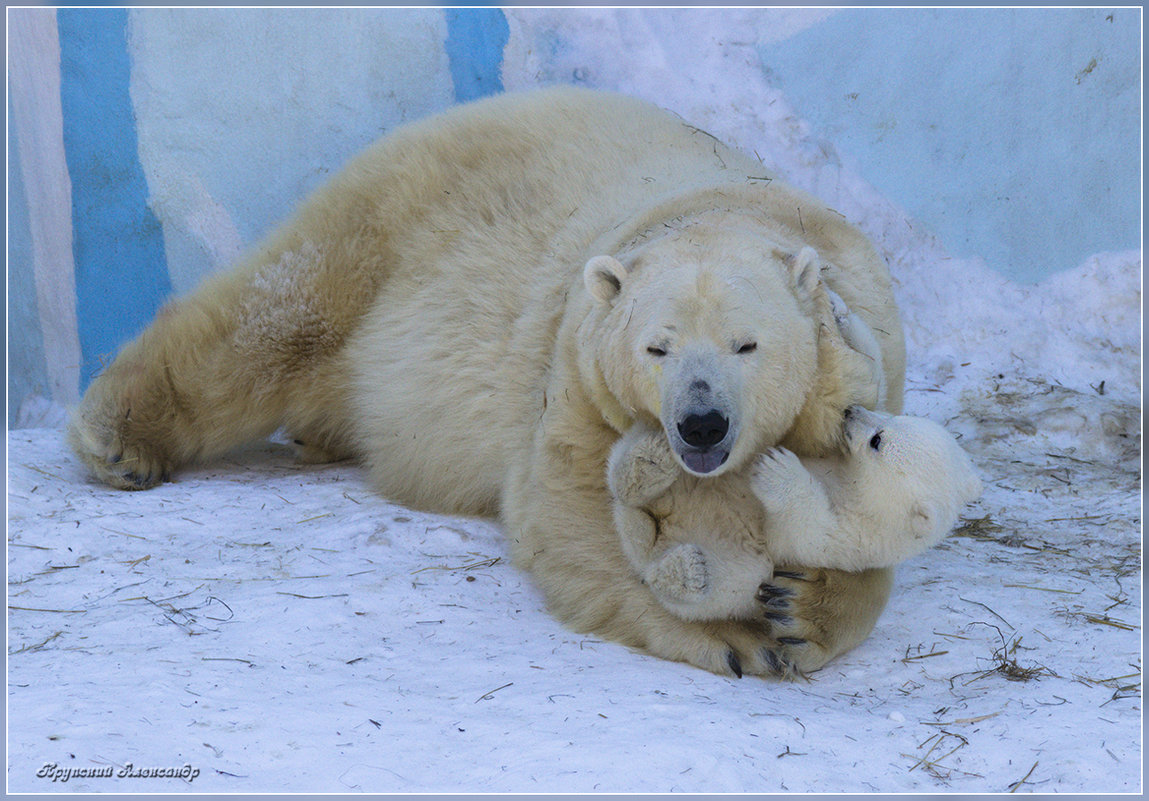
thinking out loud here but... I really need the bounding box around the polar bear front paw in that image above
[67,390,172,491]
[755,565,894,675]
[749,447,806,512]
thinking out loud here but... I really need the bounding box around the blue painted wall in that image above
[446,8,510,103]
[757,7,1140,283]
[123,9,455,299]
[57,8,172,386]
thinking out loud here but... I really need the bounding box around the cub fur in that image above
[608,293,979,624]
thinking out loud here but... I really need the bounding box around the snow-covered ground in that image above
[7,10,1141,794]
[6,368,1143,793]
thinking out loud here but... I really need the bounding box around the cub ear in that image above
[785,246,822,298]
[584,255,629,305]
[909,501,942,544]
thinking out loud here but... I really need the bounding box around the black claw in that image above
[763,611,793,625]
[759,595,790,611]
[777,637,806,647]
[121,469,159,490]
[756,583,794,603]
[726,651,743,679]
[761,647,803,680]
[760,647,783,674]
[771,570,809,581]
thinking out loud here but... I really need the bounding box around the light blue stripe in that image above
[444,8,509,103]
[57,8,172,388]
[7,97,50,427]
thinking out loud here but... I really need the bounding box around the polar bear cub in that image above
[749,404,982,570]
[608,293,981,622]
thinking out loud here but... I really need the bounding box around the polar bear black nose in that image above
[678,410,729,448]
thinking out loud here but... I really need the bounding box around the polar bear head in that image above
[580,226,823,477]
[841,405,982,540]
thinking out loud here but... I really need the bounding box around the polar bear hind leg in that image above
[67,238,367,489]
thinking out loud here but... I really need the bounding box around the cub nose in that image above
[677,410,729,448]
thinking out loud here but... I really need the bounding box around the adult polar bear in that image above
[69,88,905,678]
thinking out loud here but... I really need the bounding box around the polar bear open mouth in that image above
[667,409,736,476]
[679,447,730,475]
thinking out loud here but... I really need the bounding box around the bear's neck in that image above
[586,182,809,259]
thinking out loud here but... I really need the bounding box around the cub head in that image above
[580,229,823,477]
[841,405,982,541]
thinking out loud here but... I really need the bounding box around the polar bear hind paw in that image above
[647,543,709,602]
[67,407,171,491]
[290,437,352,465]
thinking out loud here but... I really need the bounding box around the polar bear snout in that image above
[672,409,733,475]
[677,409,729,448]
[655,348,743,476]
[842,404,890,449]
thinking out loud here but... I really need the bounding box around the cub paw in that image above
[827,287,852,328]
[750,447,804,510]
[628,428,679,485]
[647,544,709,603]
[609,425,680,506]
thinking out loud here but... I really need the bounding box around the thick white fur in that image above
[67,88,906,678]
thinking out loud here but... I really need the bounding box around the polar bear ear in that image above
[909,501,940,543]
[584,255,629,305]
[786,246,822,298]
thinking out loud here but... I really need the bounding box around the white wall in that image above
[128,8,454,296]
